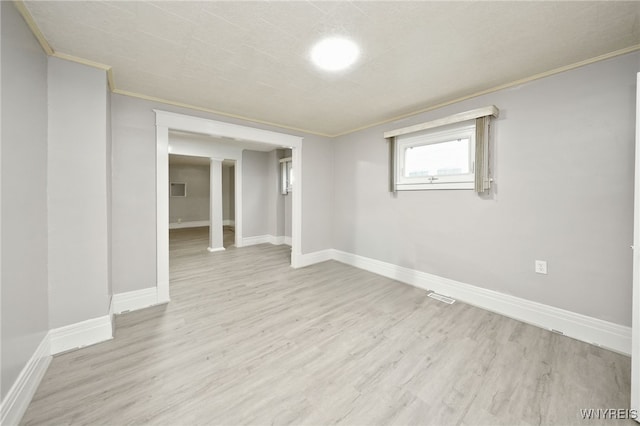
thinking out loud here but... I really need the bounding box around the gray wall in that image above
[169,163,210,223]
[47,57,111,328]
[222,164,235,222]
[1,1,50,400]
[301,135,333,252]
[111,94,334,294]
[242,150,270,237]
[332,52,639,327]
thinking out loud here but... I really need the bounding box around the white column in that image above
[208,159,225,252]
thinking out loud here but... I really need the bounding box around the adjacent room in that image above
[2,1,640,425]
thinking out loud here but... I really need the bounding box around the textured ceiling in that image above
[23,1,640,136]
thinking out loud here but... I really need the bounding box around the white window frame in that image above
[396,123,476,191]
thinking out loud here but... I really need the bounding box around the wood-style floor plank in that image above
[21,227,633,425]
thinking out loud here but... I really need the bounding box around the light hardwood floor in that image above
[22,228,633,425]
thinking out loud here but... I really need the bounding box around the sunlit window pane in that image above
[404,138,470,177]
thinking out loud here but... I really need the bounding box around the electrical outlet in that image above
[535,260,547,274]
[178,218,182,223]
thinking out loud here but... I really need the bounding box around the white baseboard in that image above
[331,249,631,355]
[271,236,292,246]
[207,246,225,253]
[50,315,113,355]
[0,334,51,426]
[223,220,235,227]
[241,235,273,246]
[295,249,334,268]
[169,220,209,229]
[112,287,158,314]
[242,235,292,247]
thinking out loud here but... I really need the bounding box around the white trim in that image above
[0,334,51,426]
[296,249,335,268]
[207,246,226,253]
[155,110,303,297]
[49,316,113,355]
[241,235,273,247]
[169,220,210,229]
[631,71,640,414]
[384,105,499,139]
[331,249,631,355]
[155,110,302,146]
[234,160,243,247]
[395,123,476,191]
[241,235,293,247]
[271,236,286,245]
[156,124,171,304]
[112,287,159,314]
[270,236,292,246]
[396,182,475,191]
[223,220,235,227]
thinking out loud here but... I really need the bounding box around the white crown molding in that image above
[297,248,631,355]
[0,333,51,426]
[333,44,640,138]
[169,220,209,230]
[49,316,113,355]
[112,287,159,314]
[12,1,53,55]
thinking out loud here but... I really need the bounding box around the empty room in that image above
[2,1,640,425]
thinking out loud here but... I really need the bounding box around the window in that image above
[170,182,186,197]
[396,123,475,190]
[385,105,498,193]
[280,157,292,195]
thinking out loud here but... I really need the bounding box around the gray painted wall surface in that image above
[47,57,110,328]
[332,52,639,326]
[222,165,235,222]
[0,1,49,399]
[242,150,270,237]
[169,163,210,223]
[111,94,333,294]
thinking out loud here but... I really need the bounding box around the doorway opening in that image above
[168,154,212,252]
[155,110,304,303]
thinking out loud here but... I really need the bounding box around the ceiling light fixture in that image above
[310,37,359,72]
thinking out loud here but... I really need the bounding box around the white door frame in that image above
[632,72,640,420]
[154,110,304,303]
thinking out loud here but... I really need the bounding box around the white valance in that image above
[384,105,499,139]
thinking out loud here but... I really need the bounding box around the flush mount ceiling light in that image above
[310,37,360,71]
